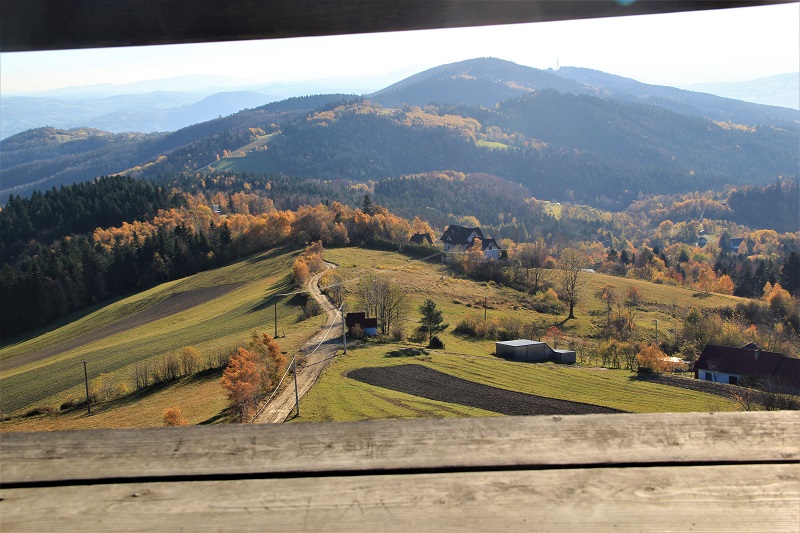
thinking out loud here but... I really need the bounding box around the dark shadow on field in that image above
[198,412,228,425]
[692,292,713,299]
[249,276,296,313]
[62,369,225,416]
[348,364,623,416]
[245,245,297,264]
[386,348,429,358]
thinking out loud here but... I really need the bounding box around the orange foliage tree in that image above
[221,348,265,422]
[163,406,188,426]
[636,344,684,373]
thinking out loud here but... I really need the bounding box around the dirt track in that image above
[252,263,343,423]
[0,284,243,372]
[348,364,622,416]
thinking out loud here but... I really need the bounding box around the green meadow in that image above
[2,245,741,430]
[0,246,321,421]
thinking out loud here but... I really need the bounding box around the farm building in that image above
[409,233,433,245]
[345,312,378,336]
[496,339,576,364]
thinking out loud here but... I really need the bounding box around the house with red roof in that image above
[694,344,800,392]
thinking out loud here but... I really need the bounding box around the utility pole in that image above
[341,307,347,355]
[484,297,488,322]
[654,319,659,345]
[274,301,278,338]
[82,361,91,414]
[293,356,300,418]
[441,251,444,281]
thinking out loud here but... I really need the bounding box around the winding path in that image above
[252,262,342,423]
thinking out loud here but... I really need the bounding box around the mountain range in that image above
[2,58,798,207]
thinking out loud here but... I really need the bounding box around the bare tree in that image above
[355,274,409,335]
[595,284,617,334]
[558,248,586,319]
[517,239,548,294]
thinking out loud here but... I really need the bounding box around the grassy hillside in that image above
[0,246,323,421]
[294,248,739,421]
[2,246,743,430]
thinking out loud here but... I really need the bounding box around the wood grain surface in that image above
[2,411,798,531]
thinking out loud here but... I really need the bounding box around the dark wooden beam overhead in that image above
[1,0,794,53]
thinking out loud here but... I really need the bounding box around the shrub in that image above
[163,406,189,426]
[301,298,323,320]
[409,327,427,343]
[90,373,129,402]
[429,336,445,349]
[60,396,80,411]
[528,288,566,314]
[24,406,56,417]
[209,348,235,370]
[350,324,364,339]
[390,326,406,342]
[181,347,201,376]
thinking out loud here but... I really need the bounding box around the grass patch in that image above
[476,139,510,150]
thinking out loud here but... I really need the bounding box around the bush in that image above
[90,373,129,402]
[209,348,235,370]
[528,288,566,314]
[429,336,445,349]
[350,324,364,339]
[302,298,323,319]
[24,406,56,417]
[60,396,80,411]
[163,406,189,426]
[409,327,428,343]
[390,326,406,342]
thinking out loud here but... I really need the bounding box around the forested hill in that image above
[370,58,800,127]
[243,97,797,207]
[551,66,799,128]
[0,94,353,200]
[3,58,798,205]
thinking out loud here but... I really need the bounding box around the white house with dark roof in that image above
[440,225,501,259]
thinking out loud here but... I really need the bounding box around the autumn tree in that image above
[636,344,683,373]
[163,406,189,426]
[419,299,448,346]
[546,326,565,348]
[558,248,586,319]
[248,332,287,391]
[595,284,617,333]
[180,346,201,376]
[221,347,265,422]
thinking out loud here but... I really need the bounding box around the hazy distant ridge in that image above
[684,73,799,110]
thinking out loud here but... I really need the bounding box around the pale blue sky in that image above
[2,3,798,94]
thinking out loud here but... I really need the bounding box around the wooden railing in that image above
[2,411,798,531]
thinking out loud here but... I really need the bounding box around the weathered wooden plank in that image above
[2,464,798,532]
[2,411,798,485]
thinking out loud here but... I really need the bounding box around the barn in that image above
[496,339,576,364]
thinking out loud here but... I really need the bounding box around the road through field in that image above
[252,263,342,424]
